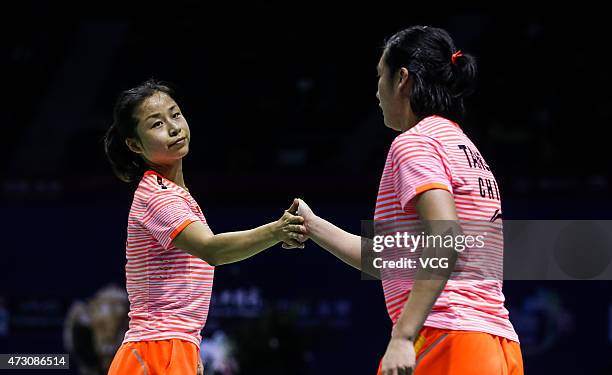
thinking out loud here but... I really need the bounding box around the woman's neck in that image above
[399,111,420,133]
[151,161,188,191]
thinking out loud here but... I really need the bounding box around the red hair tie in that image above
[451,50,463,64]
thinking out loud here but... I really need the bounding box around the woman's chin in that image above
[172,146,189,158]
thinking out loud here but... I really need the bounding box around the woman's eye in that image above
[152,121,162,128]
[172,112,182,118]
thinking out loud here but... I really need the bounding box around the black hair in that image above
[104,79,175,183]
[383,25,477,121]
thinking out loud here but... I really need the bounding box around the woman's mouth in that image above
[169,137,186,148]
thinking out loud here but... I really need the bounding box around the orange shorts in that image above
[378,327,524,375]
[108,339,200,375]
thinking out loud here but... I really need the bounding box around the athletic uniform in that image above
[109,170,214,374]
[375,116,523,374]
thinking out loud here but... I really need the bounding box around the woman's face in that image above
[376,52,410,132]
[377,53,398,130]
[127,91,190,166]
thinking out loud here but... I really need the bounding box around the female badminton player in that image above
[103,80,307,374]
[296,26,523,374]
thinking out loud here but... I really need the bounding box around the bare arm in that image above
[380,188,459,374]
[293,199,383,278]
[391,188,459,340]
[304,213,363,270]
[173,200,307,266]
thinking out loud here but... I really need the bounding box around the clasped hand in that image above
[279,198,314,249]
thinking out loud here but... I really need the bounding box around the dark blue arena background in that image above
[2,3,611,374]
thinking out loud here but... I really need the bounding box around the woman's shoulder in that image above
[413,115,459,134]
[130,173,173,204]
[395,116,461,145]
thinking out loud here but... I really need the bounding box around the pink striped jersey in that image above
[374,115,518,342]
[122,170,214,348]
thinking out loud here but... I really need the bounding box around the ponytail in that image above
[103,122,147,183]
[450,52,477,99]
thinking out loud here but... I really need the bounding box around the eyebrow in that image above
[144,112,161,122]
[143,105,178,122]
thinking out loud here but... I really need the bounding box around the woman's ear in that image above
[125,138,143,154]
[398,67,410,87]
[397,67,412,95]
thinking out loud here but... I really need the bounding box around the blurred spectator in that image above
[63,284,128,375]
[201,331,239,375]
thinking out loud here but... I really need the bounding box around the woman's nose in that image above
[168,122,180,136]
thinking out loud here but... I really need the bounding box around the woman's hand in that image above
[275,199,308,249]
[295,198,316,228]
[380,337,416,375]
[196,356,203,375]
